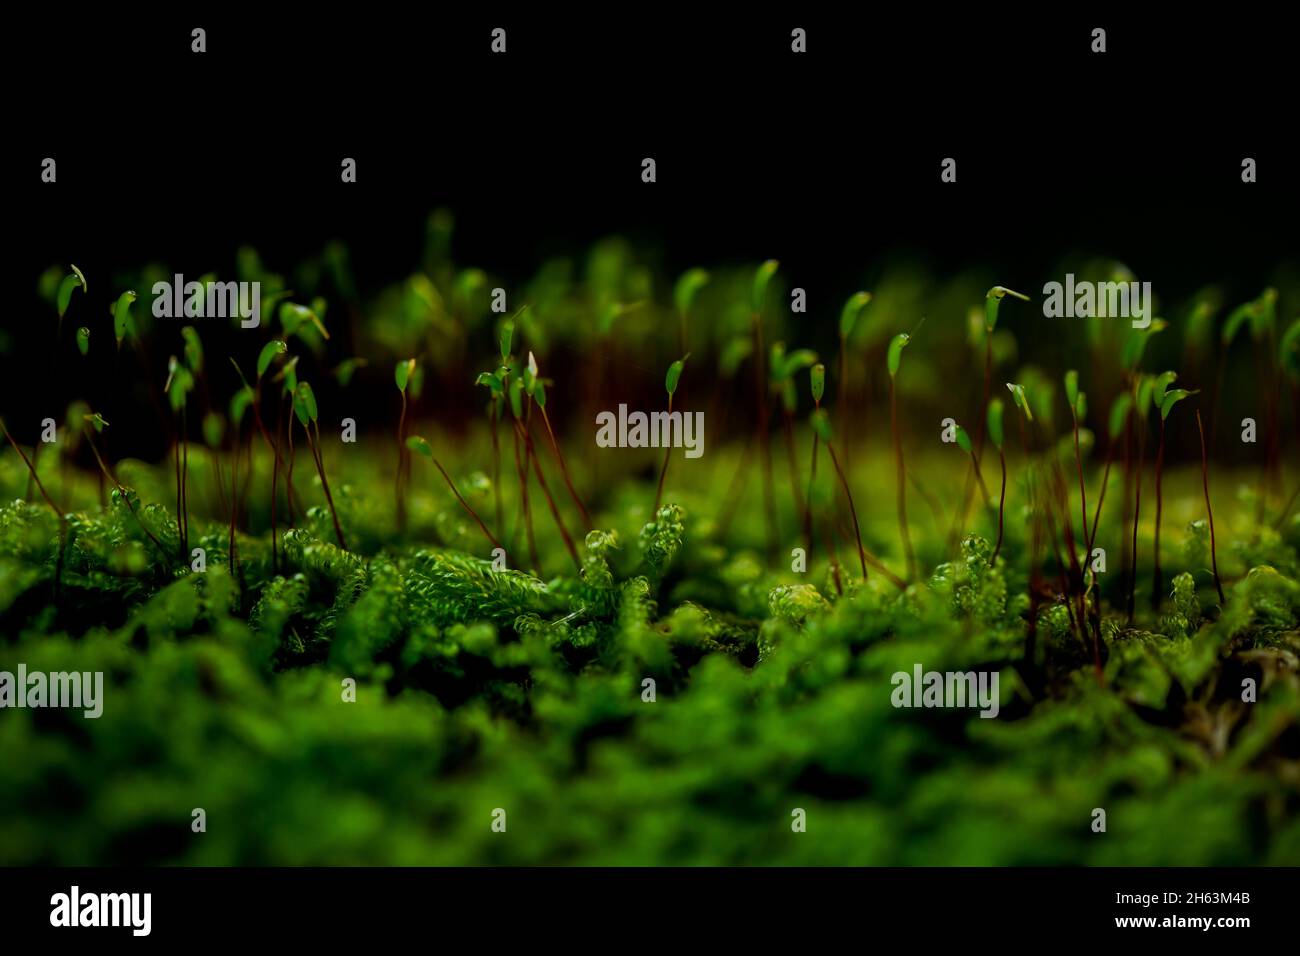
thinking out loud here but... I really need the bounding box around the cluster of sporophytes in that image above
[1,236,1298,865]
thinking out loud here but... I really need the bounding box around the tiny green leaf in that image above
[1063,370,1079,410]
[230,385,254,426]
[407,435,433,458]
[113,291,137,348]
[276,355,300,396]
[887,333,910,378]
[810,408,833,443]
[1136,376,1156,417]
[293,381,318,426]
[987,398,1005,450]
[279,302,330,341]
[984,286,1029,332]
[752,259,779,314]
[257,340,287,379]
[1151,370,1178,408]
[776,348,817,381]
[499,319,514,361]
[1108,393,1133,441]
[1005,382,1033,421]
[1159,388,1199,421]
[1121,318,1169,369]
[719,337,753,377]
[1075,392,1088,420]
[810,363,825,404]
[395,358,415,393]
[333,357,367,387]
[674,268,710,318]
[839,291,871,339]
[181,326,203,372]
[56,266,87,318]
[508,377,524,419]
[475,370,504,395]
[84,412,110,433]
[955,425,973,454]
[665,354,689,396]
[76,326,90,356]
[202,411,225,448]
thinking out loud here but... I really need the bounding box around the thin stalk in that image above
[837,331,850,476]
[173,417,184,560]
[539,403,591,528]
[825,439,866,580]
[889,377,916,581]
[1071,408,1088,555]
[955,335,995,547]
[511,420,540,573]
[1089,439,1117,548]
[82,427,168,560]
[1151,415,1166,610]
[396,388,409,532]
[752,312,776,556]
[715,435,755,540]
[286,401,299,523]
[1128,407,1145,626]
[991,447,1007,564]
[803,431,819,556]
[181,405,190,555]
[518,419,581,571]
[2,422,62,517]
[433,457,502,553]
[1196,410,1226,604]
[825,440,906,590]
[653,395,674,516]
[306,420,347,550]
[270,398,282,572]
[782,408,804,521]
[490,397,503,541]
[229,418,239,574]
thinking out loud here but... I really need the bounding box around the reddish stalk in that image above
[433,457,503,553]
[825,440,906,590]
[539,403,591,529]
[396,387,409,533]
[2,422,62,518]
[510,421,540,572]
[653,395,675,516]
[889,376,916,581]
[752,312,777,556]
[804,431,819,556]
[81,426,168,561]
[1196,410,1226,604]
[1127,407,1145,626]
[490,398,504,541]
[782,408,805,521]
[517,419,581,571]
[991,447,1007,564]
[1151,415,1167,610]
[270,399,282,572]
[305,420,347,550]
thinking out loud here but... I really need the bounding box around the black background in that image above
[0,4,1297,929]
[9,8,1293,303]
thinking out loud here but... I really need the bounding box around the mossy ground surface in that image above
[2,434,1297,865]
